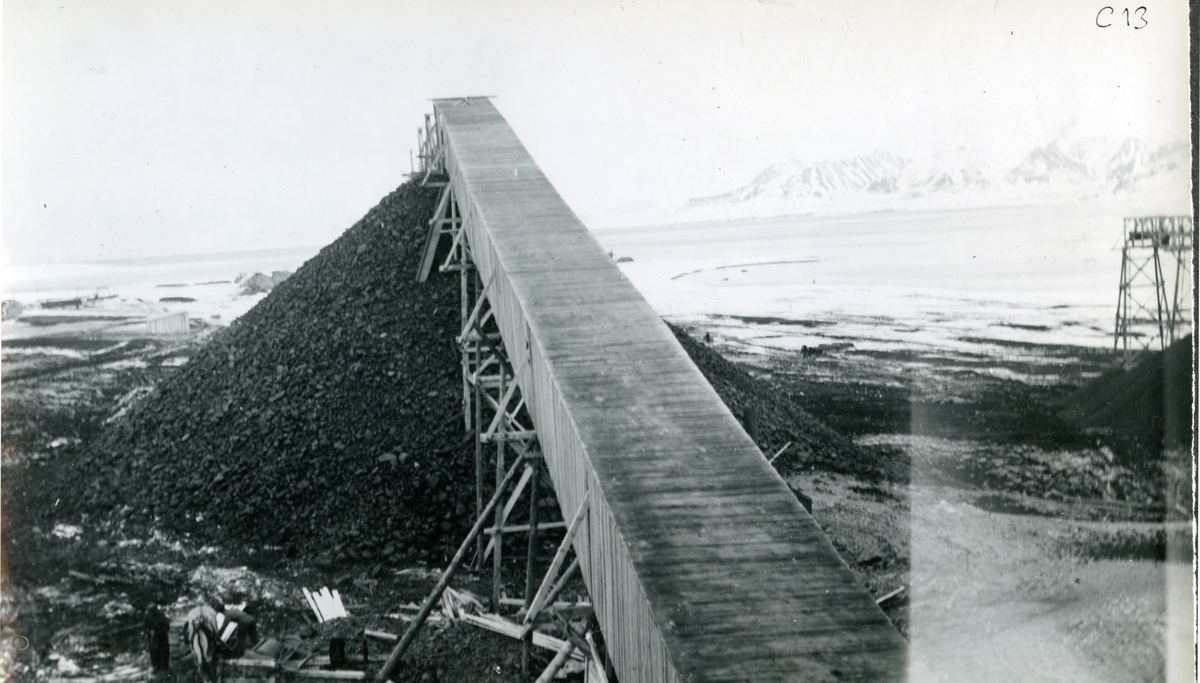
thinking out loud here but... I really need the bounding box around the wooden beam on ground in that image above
[458,613,584,660]
[226,658,365,680]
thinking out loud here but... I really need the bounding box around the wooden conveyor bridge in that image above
[378,98,906,683]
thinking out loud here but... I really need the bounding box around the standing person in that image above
[184,604,258,682]
[143,606,171,672]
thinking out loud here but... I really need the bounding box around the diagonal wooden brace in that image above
[472,318,512,376]
[420,146,445,186]
[523,498,589,627]
[437,203,467,273]
[470,355,503,387]
[416,184,454,282]
[457,273,496,346]
[482,464,534,560]
[518,556,581,628]
[483,353,529,440]
[481,391,532,440]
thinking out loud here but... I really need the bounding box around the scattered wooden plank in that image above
[459,613,584,661]
[875,586,906,605]
[767,441,792,464]
[225,658,365,679]
[302,587,324,622]
[534,638,577,683]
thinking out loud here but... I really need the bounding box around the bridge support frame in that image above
[396,111,609,683]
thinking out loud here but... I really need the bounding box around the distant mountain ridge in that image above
[687,135,1189,218]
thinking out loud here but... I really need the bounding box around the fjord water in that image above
[595,203,1181,354]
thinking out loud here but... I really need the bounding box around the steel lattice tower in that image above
[1113,216,1194,368]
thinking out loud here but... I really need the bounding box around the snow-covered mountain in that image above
[695,151,909,205]
[686,136,1189,220]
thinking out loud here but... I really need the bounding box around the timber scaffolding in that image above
[378,98,907,683]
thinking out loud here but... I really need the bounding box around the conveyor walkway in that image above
[425,97,906,683]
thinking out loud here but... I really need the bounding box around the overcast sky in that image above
[2,0,1191,265]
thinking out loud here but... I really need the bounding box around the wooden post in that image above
[744,406,759,443]
[521,459,541,674]
[493,369,505,610]
[474,375,483,570]
[473,272,484,572]
[461,237,471,432]
[373,457,524,683]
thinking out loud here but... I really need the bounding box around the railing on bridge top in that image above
[378,98,908,683]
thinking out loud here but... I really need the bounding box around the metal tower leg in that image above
[1112,216,1195,368]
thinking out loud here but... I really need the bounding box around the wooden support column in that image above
[522,459,541,674]
[474,370,484,570]
[460,236,471,432]
[470,269,485,572]
[492,368,505,610]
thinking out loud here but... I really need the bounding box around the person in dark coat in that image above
[143,606,171,671]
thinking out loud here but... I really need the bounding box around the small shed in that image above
[146,311,189,335]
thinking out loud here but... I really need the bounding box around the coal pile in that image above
[1061,334,1193,456]
[70,181,477,564]
[65,180,874,567]
[668,325,887,480]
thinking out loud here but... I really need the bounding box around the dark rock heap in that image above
[70,179,869,566]
[73,181,475,563]
[668,326,878,479]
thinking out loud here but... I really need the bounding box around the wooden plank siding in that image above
[432,98,907,683]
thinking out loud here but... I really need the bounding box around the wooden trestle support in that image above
[379,176,605,683]
[380,98,907,683]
